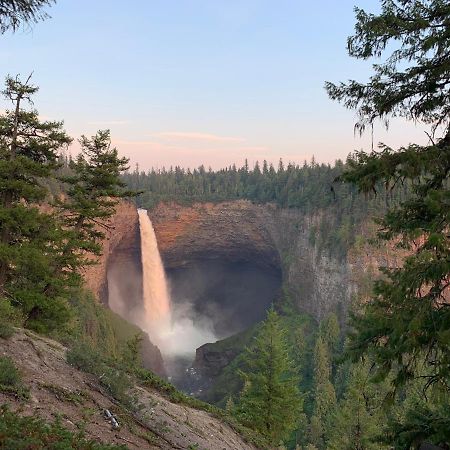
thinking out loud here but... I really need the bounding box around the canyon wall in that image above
[145,200,406,400]
[82,201,140,302]
[149,201,283,337]
[149,201,357,321]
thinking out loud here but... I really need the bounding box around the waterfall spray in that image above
[138,209,172,347]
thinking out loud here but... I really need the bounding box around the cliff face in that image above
[150,201,283,337]
[150,201,280,271]
[82,201,140,303]
[148,200,407,398]
[84,199,402,386]
[149,201,357,322]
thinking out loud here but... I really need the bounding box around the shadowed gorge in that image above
[149,201,283,340]
[167,258,282,338]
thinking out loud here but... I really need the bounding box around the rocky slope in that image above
[0,330,258,450]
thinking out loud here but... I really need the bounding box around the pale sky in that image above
[1,0,432,170]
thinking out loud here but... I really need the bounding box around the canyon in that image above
[84,199,402,395]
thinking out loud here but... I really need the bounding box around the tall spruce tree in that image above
[56,130,131,269]
[237,308,302,446]
[327,361,389,450]
[0,75,72,331]
[308,336,336,450]
[325,1,450,447]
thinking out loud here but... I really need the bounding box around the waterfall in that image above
[137,208,217,360]
[138,209,171,348]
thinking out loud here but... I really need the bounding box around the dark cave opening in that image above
[166,258,283,340]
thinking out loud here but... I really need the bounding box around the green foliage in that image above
[389,384,450,449]
[309,337,336,449]
[327,361,389,450]
[64,291,149,407]
[66,341,103,374]
[0,298,20,338]
[327,1,450,447]
[0,356,21,386]
[0,405,126,449]
[0,0,55,33]
[56,130,131,263]
[0,355,29,399]
[325,0,450,135]
[0,322,14,339]
[66,340,133,406]
[0,77,132,335]
[236,308,303,445]
[0,75,74,333]
[318,313,340,356]
[330,8,450,392]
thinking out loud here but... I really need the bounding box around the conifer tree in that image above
[0,75,72,330]
[325,0,450,446]
[309,336,336,449]
[237,308,302,446]
[0,0,55,33]
[327,361,389,450]
[56,130,131,269]
[326,0,450,393]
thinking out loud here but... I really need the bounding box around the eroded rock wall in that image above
[150,201,354,321]
[82,201,140,302]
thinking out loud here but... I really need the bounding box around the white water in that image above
[138,209,172,347]
[138,209,216,358]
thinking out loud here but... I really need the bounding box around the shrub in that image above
[0,356,29,400]
[0,322,14,339]
[0,298,22,339]
[66,342,132,407]
[66,342,102,374]
[0,405,126,449]
[0,356,20,387]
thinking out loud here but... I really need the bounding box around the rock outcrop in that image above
[82,201,140,303]
[149,201,280,271]
[0,329,258,450]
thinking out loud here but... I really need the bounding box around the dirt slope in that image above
[0,330,258,450]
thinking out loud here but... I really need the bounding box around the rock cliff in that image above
[149,201,282,337]
[149,201,356,321]
[147,200,406,398]
[82,201,140,303]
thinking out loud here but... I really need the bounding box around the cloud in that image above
[152,131,245,143]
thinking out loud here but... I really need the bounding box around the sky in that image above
[1,0,432,170]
